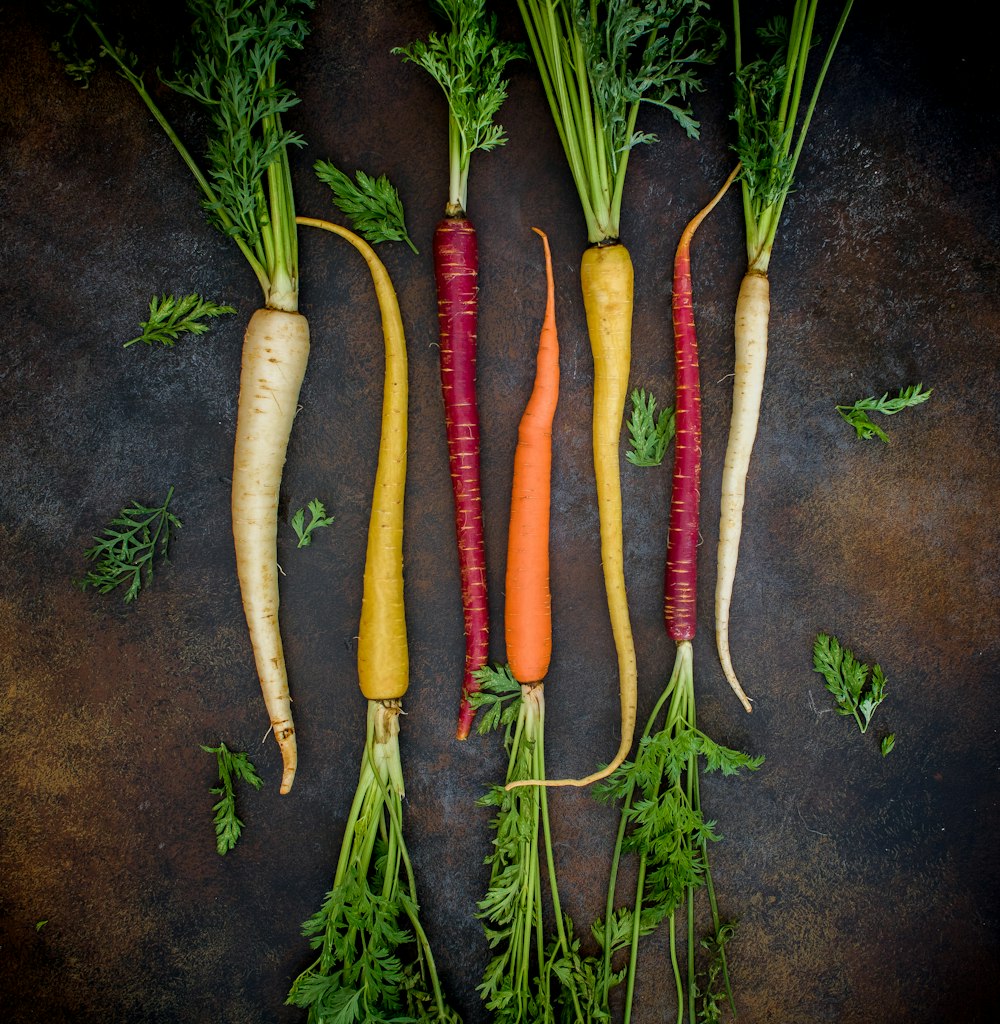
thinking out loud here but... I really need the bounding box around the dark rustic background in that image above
[2,2,998,1022]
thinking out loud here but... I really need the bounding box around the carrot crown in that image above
[518,0,724,243]
[733,0,854,272]
[394,0,524,215]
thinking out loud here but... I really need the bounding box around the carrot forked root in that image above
[231,307,310,795]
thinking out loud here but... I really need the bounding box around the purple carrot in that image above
[435,216,489,739]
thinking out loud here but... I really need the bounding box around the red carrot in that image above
[394,2,521,739]
[435,217,490,739]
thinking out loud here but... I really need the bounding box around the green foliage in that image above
[394,0,523,211]
[288,702,458,1023]
[813,633,888,735]
[314,163,418,252]
[696,921,738,1024]
[518,0,723,240]
[78,487,181,602]
[881,733,896,757]
[201,741,263,855]
[292,499,335,548]
[594,644,762,1021]
[626,387,676,466]
[35,919,49,932]
[470,663,522,744]
[836,383,932,442]
[124,293,235,348]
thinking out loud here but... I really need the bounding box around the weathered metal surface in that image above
[1,2,998,1022]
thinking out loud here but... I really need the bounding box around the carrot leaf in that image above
[812,633,888,735]
[124,293,236,348]
[626,387,676,466]
[313,162,419,253]
[836,383,932,442]
[201,741,263,855]
[393,0,523,213]
[291,499,334,548]
[78,487,181,602]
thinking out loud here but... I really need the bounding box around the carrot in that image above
[716,0,854,709]
[472,228,588,1022]
[505,227,559,685]
[232,308,310,792]
[595,170,761,1024]
[512,0,723,788]
[394,1,522,739]
[57,1,315,792]
[288,217,457,1022]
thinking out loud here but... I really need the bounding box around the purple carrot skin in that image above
[435,216,490,740]
[665,166,741,637]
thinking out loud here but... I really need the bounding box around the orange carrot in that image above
[505,227,559,686]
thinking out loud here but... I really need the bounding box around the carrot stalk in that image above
[434,217,490,737]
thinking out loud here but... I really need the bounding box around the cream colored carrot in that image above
[231,307,310,795]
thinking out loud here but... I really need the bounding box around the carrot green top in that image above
[518,0,724,245]
[733,0,854,273]
[54,0,313,312]
[394,0,523,217]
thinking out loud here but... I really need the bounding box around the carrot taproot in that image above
[505,227,559,686]
[716,0,853,708]
[231,308,310,793]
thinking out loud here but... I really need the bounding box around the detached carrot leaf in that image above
[626,388,676,467]
[201,741,263,855]
[78,487,181,602]
[313,162,418,253]
[291,499,334,548]
[812,633,888,735]
[836,383,932,442]
[125,293,236,348]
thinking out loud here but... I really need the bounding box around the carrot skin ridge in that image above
[715,268,767,713]
[433,216,490,739]
[231,307,310,794]
[666,165,741,644]
[296,217,410,702]
[505,227,559,686]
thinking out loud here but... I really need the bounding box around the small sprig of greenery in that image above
[881,733,896,757]
[836,383,932,442]
[626,387,676,466]
[812,633,888,735]
[124,293,236,348]
[78,487,181,602]
[288,701,459,1023]
[314,163,418,253]
[291,499,334,548]
[201,741,263,855]
[393,0,523,214]
[595,643,763,1022]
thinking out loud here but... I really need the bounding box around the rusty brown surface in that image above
[1,2,998,1022]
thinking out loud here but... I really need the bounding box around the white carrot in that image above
[717,0,853,709]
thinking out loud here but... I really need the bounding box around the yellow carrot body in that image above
[511,242,638,790]
[296,217,409,702]
[715,269,769,713]
[231,307,310,795]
